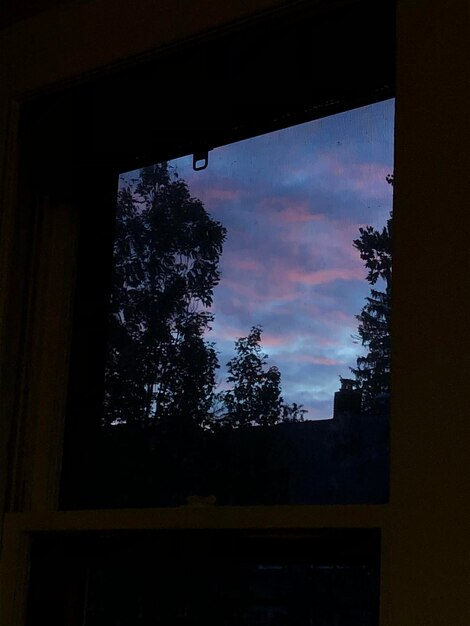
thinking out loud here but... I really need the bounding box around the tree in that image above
[103,162,226,429]
[218,325,306,428]
[349,174,392,413]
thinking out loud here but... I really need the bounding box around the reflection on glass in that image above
[68,100,394,508]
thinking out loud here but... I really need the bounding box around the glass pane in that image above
[27,530,381,626]
[63,99,393,508]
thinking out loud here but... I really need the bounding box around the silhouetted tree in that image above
[218,325,306,428]
[103,163,226,429]
[350,174,392,413]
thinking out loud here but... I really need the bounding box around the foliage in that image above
[104,162,305,433]
[350,175,392,413]
[103,162,226,429]
[217,326,307,428]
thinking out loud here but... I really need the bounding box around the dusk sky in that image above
[121,98,394,420]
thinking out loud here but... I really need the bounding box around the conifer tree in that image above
[350,175,392,413]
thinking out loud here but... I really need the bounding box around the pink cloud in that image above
[287,267,363,285]
[322,156,393,198]
[261,332,296,348]
[211,327,295,350]
[277,349,343,367]
[257,197,324,224]
[349,163,392,189]
[277,206,324,224]
[274,216,367,271]
[202,187,241,201]
[187,179,243,208]
[222,272,299,304]
[311,356,343,366]
[211,325,250,342]
[316,336,343,348]
[326,310,350,323]
[230,258,262,272]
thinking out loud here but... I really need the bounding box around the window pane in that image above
[62,99,393,508]
[27,530,381,626]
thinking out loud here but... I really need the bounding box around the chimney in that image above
[333,378,362,418]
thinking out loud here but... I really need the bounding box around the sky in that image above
[121,98,394,420]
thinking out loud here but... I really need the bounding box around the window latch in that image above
[193,150,209,171]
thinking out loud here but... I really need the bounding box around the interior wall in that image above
[390,2,469,623]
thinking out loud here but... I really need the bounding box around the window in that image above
[3,1,468,625]
[1,1,404,624]
[27,529,381,626]
[61,99,393,509]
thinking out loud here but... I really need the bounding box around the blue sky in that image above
[122,98,394,420]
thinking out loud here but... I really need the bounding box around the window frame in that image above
[3,1,396,622]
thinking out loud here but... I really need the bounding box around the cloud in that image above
[164,99,394,422]
[209,324,250,343]
[278,205,324,223]
[220,273,299,306]
[287,267,364,285]
[192,184,243,204]
[296,354,343,366]
[329,159,392,196]
[229,258,263,272]
[260,332,296,348]
[256,196,325,224]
